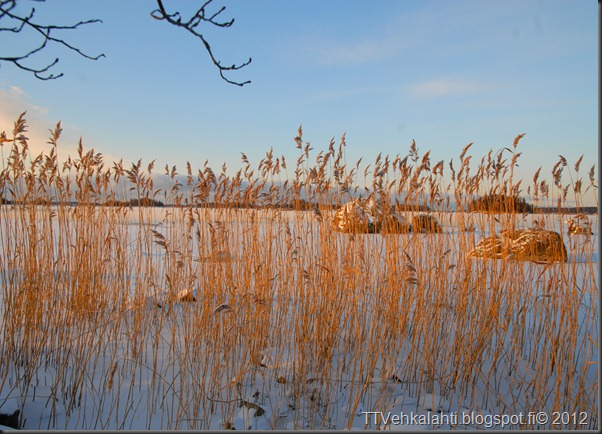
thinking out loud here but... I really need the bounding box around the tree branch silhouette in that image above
[0,0,251,85]
[150,0,252,86]
[0,0,104,80]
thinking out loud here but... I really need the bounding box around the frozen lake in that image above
[0,206,598,430]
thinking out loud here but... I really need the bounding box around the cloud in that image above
[296,12,415,67]
[9,86,24,97]
[407,79,494,98]
[303,37,399,67]
[301,85,401,104]
[294,3,460,68]
[0,86,125,166]
[0,87,54,155]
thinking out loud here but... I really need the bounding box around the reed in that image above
[0,114,597,430]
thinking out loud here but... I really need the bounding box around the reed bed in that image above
[0,115,598,430]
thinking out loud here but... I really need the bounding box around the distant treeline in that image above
[467,193,533,213]
[0,196,165,207]
[532,206,598,215]
[1,195,596,214]
[191,200,431,212]
[466,194,598,214]
[0,196,430,211]
[103,198,165,207]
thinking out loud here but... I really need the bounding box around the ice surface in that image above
[0,207,597,430]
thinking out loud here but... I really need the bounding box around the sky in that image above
[0,0,598,205]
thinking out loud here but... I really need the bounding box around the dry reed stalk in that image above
[0,114,597,429]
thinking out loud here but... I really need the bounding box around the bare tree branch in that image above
[0,0,105,79]
[151,0,252,86]
[0,0,251,85]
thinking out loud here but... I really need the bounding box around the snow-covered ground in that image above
[0,207,598,430]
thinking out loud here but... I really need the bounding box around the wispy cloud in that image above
[9,86,24,97]
[0,86,124,165]
[0,86,53,154]
[296,9,418,68]
[294,1,484,68]
[303,37,399,66]
[301,85,401,104]
[407,79,495,98]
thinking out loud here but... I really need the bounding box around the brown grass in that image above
[0,115,598,430]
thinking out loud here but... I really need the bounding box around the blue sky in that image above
[0,0,598,205]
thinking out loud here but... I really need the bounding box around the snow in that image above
[0,207,598,430]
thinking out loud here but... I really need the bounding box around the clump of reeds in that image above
[0,114,597,430]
